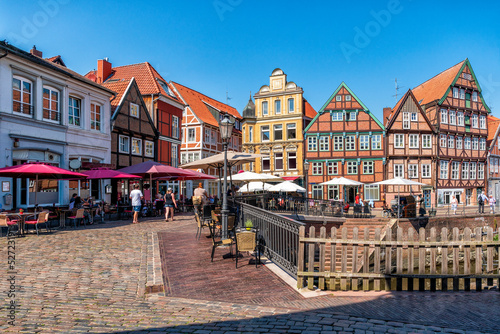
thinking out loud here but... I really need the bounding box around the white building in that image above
[0,43,114,209]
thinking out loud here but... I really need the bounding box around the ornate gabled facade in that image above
[412,59,490,206]
[243,68,316,185]
[487,116,500,201]
[304,82,384,203]
[384,89,438,207]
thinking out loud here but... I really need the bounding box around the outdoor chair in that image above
[195,212,209,240]
[235,230,260,268]
[353,206,362,218]
[103,205,117,220]
[0,214,19,237]
[24,211,50,235]
[363,205,371,218]
[210,225,234,262]
[68,208,86,228]
[154,200,164,216]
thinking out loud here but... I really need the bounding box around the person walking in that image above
[489,195,496,214]
[192,182,208,215]
[450,195,458,215]
[477,191,488,214]
[129,184,144,224]
[164,188,177,221]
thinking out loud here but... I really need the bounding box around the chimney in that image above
[30,45,43,58]
[383,107,392,126]
[97,58,112,83]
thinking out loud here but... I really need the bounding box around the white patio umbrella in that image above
[319,177,364,203]
[268,181,306,193]
[221,171,283,182]
[237,182,273,193]
[370,177,426,221]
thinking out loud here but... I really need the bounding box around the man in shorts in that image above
[129,184,144,224]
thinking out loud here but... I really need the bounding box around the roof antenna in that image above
[392,78,404,100]
[226,90,232,104]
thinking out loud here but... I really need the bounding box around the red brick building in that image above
[304,82,385,204]
[487,116,500,200]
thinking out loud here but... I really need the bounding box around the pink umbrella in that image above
[156,169,217,181]
[81,168,141,180]
[0,162,88,206]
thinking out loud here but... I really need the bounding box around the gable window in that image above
[456,136,463,149]
[287,152,297,170]
[333,136,343,151]
[462,162,469,179]
[345,95,352,101]
[274,152,283,170]
[68,97,81,126]
[312,162,323,175]
[288,98,294,113]
[440,134,447,148]
[408,164,418,179]
[409,134,419,149]
[359,135,370,150]
[363,161,374,174]
[457,112,464,126]
[172,116,179,138]
[479,115,486,129]
[327,161,338,175]
[440,160,449,179]
[119,135,129,153]
[347,161,358,174]
[336,95,342,101]
[395,134,404,148]
[348,112,357,121]
[319,136,330,151]
[403,112,410,129]
[478,163,484,180]
[90,103,101,131]
[262,101,268,116]
[372,135,381,150]
[131,138,142,155]
[261,126,270,142]
[307,136,317,151]
[331,112,343,121]
[287,123,296,139]
[472,91,478,102]
[130,103,139,118]
[12,76,33,116]
[453,87,459,98]
[472,114,478,128]
[187,128,196,142]
[421,164,431,178]
[411,112,418,122]
[249,126,253,142]
[448,135,454,149]
[145,141,154,157]
[394,164,404,178]
[480,138,486,150]
[274,124,283,141]
[422,134,431,149]
[472,137,479,150]
[460,89,465,99]
[464,137,471,149]
[274,99,281,114]
[42,86,60,122]
[345,135,355,150]
[470,162,476,179]
[262,156,270,171]
[440,109,448,124]
[449,110,456,125]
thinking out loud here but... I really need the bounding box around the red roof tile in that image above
[101,79,132,112]
[171,82,242,127]
[487,115,500,142]
[303,99,317,119]
[412,60,465,105]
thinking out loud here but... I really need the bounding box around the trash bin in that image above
[3,193,12,205]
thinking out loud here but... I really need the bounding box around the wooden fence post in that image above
[408,228,415,291]
[486,227,494,287]
[453,227,460,291]
[418,227,426,291]
[308,226,316,290]
[318,226,326,290]
[363,227,370,291]
[297,225,305,289]
[396,227,403,291]
[341,227,348,291]
[330,227,337,291]
[385,228,392,291]
[352,227,359,291]
[430,228,437,292]
[464,227,471,291]
[475,227,482,292]
[441,227,448,291]
[374,228,381,291]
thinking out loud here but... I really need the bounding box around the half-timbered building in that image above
[487,116,500,201]
[171,82,243,198]
[412,59,490,206]
[102,77,158,202]
[304,82,385,204]
[384,89,438,207]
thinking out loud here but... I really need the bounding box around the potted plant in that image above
[245,219,253,231]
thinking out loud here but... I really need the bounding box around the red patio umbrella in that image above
[156,169,217,181]
[81,168,141,180]
[0,162,88,206]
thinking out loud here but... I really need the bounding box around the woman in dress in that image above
[450,195,458,215]
[164,188,177,222]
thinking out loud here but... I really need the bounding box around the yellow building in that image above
[242,68,317,184]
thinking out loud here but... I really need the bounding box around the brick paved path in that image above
[1,213,498,333]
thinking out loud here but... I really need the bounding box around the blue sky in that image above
[1,0,500,121]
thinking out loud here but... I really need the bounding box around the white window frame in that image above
[90,103,101,131]
[372,135,381,150]
[451,161,459,179]
[287,152,297,170]
[187,128,196,142]
[131,138,142,156]
[480,138,486,151]
[347,161,358,175]
[411,112,418,122]
[409,134,419,149]
[440,109,448,124]
[359,135,370,150]
[262,101,268,116]
[348,112,357,121]
[249,125,253,142]
[364,185,379,201]
[421,164,431,178]
[440,160,449,179]
[12,76,33,117]
[42,86,60,123]
[479,115,486,129]
[331,112,343,121]
[472,137,479,150]
[172,116,179,138]
[312,162,323,175]
[394,164,404,178]
[345,95,352,101]
[286,123,296,140]
[171,144,178,167]
[472,114,478,128]
[460,89,465,99]
[478,163,484,180]
[453,87,459,98]
[273,124,283,141]
[261,125,270,142]
[274,99,281,115]
[395,134,404,148]
[119,135,130,153]
[449,110,456,125]
[319,136,330,151]
[403,112,410,129]
[470,162,476,179]
[472,91,478,102]
[448,135,454,149]
[464,137,471,149]
[307,136,317,151]
[68,96,82,127]
[345,135,355,150]
[327,161,338,175]
[262,156,270,171]
[274,152,283,170]
[440,134,447,148]
[408,164,418,179]
[336,95,342,101]
[457,112,464,126]
[312,185,323,200]
[334,136,343,151]
[363,161,374,174]
[288,98,294,113]
[456,136,463,149]
[462,162,469,179]
[422,134,431,149]
[130,102,139,118]
[145,141,154,158]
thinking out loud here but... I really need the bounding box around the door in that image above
[423,190,431,208]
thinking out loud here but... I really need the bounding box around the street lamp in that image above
[304,160,309,216]
[220,114,234,239]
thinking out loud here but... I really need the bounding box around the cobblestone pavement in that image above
[1,213,498,333]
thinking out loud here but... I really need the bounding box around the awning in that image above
[282,176,300,181]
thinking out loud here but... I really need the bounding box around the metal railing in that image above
[239,202,305,277]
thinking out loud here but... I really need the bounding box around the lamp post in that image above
[304,160,309,216]
[220,114,234,239]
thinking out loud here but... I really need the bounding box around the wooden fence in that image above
[297,226,500,292]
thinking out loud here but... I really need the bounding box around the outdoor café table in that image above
[58,209,73,228]
[5,212,37,236]
[83,206,101,224]
[117,205,132,220]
